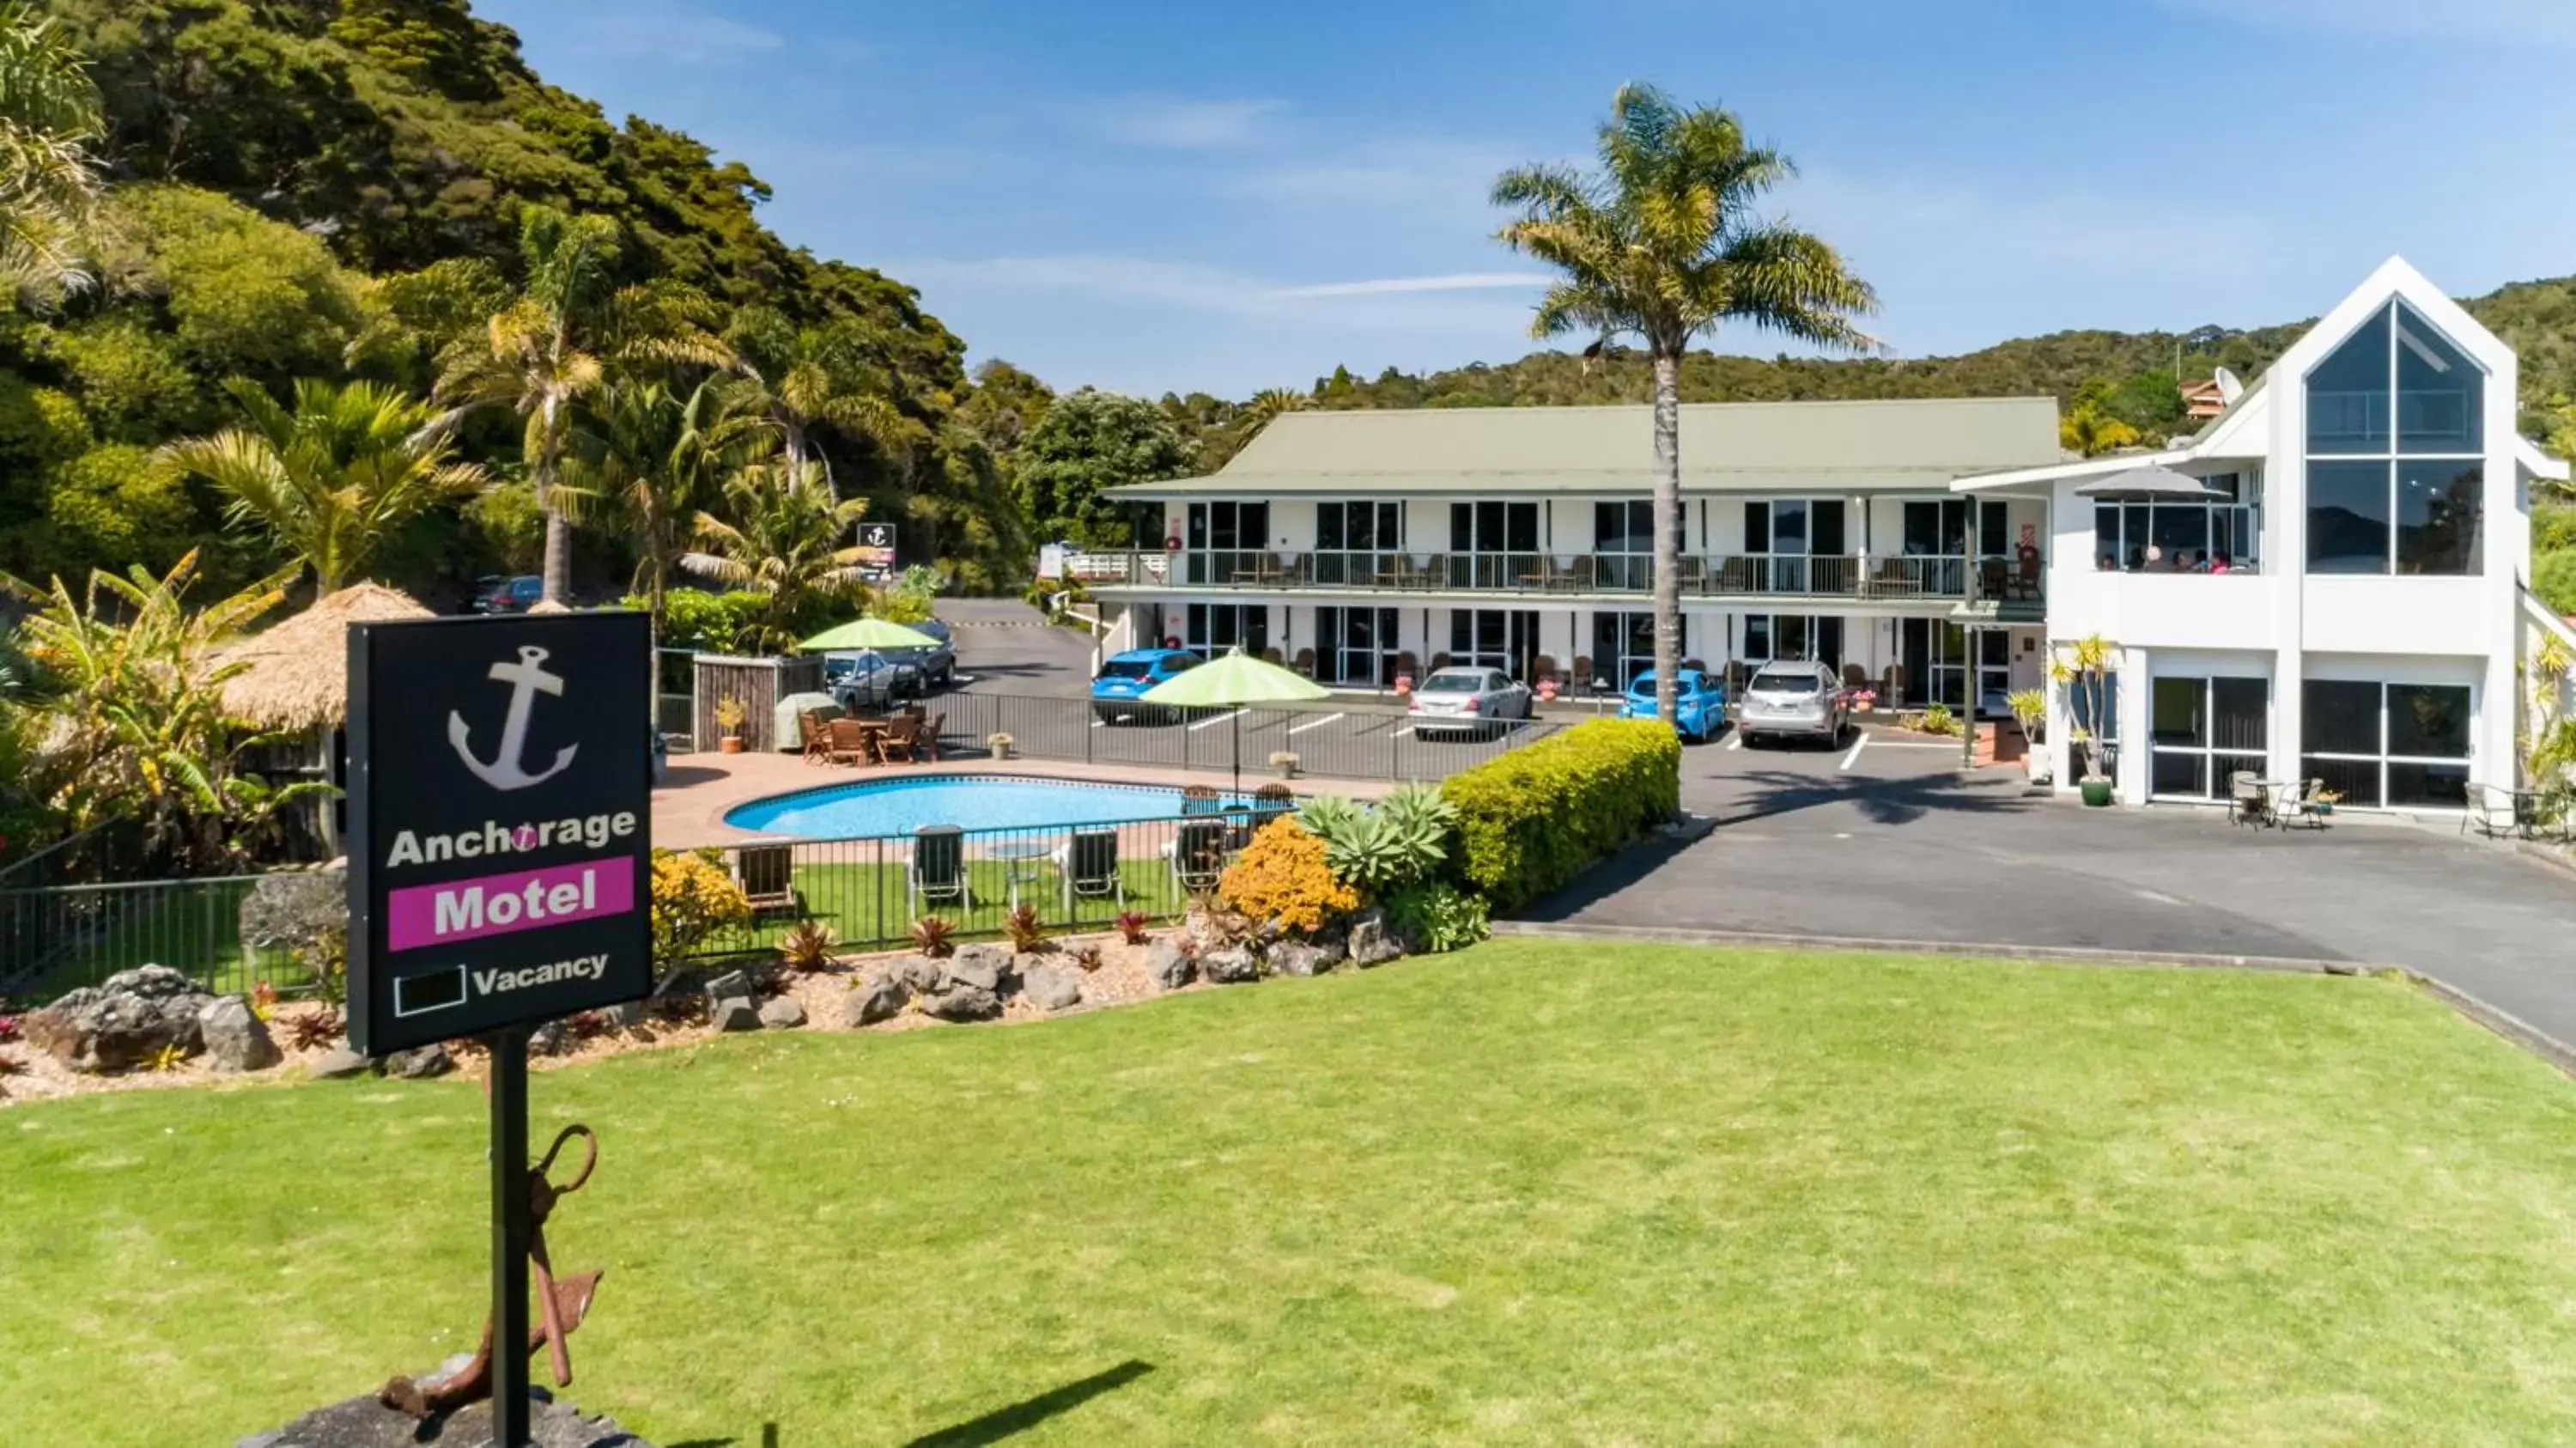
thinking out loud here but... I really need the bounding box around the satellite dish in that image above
[2214,367,2244,404]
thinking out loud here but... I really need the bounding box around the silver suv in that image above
[1737,660,1850,747]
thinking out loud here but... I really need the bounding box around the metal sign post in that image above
[347,611,653,1445]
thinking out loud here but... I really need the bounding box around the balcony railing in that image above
[1066,550,2041,605]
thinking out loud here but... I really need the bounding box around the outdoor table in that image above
[984,839,1054,906]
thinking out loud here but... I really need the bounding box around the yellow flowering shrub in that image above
[1218,817,1357,936]
[650,847,752,970]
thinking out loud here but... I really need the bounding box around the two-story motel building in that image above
[1077,259,2573,813]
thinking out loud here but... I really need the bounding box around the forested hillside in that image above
[4,0,1027,602]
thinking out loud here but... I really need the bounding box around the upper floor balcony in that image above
[1066,547,2046,616]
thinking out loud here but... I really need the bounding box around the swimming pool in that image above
[725,773,1255,839]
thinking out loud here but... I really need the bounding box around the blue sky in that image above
[477,0,2576,399]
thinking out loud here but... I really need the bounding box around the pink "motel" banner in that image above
[386,857,638,952]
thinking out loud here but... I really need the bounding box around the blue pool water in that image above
[725,774,1250,839]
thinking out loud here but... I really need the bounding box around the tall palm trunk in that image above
[538,393,572,603]
[1649,346,1682,723]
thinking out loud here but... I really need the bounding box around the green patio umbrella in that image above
[1140,646,1330,795]
[799,616,942,652]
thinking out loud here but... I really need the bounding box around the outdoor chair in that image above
[1180,783,1223,817]
[2227,770,2268,827]
[1881,665,1906,707]
[1716,557,1751,593]
[2270,779,2322,830]
[733,842,799,917]
[908,824,975,914]
[2014,550,2044,599]
[1252,782,1296,830]
[799,709,835,765]
[1431,652,1453,672]
[877,714,923,764]
[1676,557,1708,593]
[1164,818,1230,896]
[919,713,945,762]
[825,717,876,767]
[1054,828,1124,914]
[2462,782,2525,839]
[1978,557,2009,600]
[1870,557,1914,597]
[1292,648,1316,678]
[1841,663,1867,691]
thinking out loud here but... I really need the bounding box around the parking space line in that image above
[1187,707,1248,733]
[1285,712,1345,736]
[1393,726,1416,739]
[1724,732,1744,751]
[1839,734,1868,772]
[1089,718,1109,729]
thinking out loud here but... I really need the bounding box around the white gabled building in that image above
[1954,257,2569,811]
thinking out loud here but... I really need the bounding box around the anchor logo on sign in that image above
[448,645,578,792]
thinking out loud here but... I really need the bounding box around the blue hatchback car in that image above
[1091,648,1200,723]
[1619,667,1727,742]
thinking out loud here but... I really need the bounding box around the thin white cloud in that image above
[1791,170,2277,281]
[1267,273,1549,299]
[2154,0,2576,46]
[890,254,1535,336]
[567,9,783,64]
[1094,97,1288,151]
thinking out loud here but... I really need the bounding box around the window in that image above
[2300,678,2472,809]
[1744,500,1846,592]
[1316,605,1400,685]
[2304,300,2483,575]
[1184,502,1269,584]
[1314,501,1402,583]
[1449,609,1538,679]
[1183,603,1268,658]
[1591,611,1655,690]
[2092,477,2259,572]
[1449,500,1540,588]
[2148,675,2268,800]
[1741,614,1843,668]
[1594,500,1656,591]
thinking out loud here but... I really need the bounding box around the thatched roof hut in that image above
[216,582,433,730]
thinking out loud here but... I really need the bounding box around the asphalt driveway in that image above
[1530,729,2576,1050]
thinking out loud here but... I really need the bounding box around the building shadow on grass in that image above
[903,1360,1156,1446]
[1722,768,2038,829]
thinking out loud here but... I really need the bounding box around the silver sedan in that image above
[1737,660,1850,747]
[1408,666,1534,738]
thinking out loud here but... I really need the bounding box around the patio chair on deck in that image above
[919,713,945,762]
[1164,818,1231,896]
[1676,557,1708,593]
[1252,782,1296,831]
[1870,557,1915,598]
[2270,779,2322,830]
[733,842,800,917]
[799,709,836,765]
[1054,828,1124,914]
[1716,557,1751,593]
[825,717,876,767]
[877,714,923,764]
[908,824,975,914]
[1978,557,2009,601]
[2462,782,2524,839]
[2227,770,2268,827]
[1181,783,1223,817]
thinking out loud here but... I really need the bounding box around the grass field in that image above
[6,941,2576,1445]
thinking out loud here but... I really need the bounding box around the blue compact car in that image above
[1619,667,1727,743]
[1091,648,1200,723]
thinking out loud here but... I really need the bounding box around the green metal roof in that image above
[1108,396,2064,497]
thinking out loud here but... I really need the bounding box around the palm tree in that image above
[0,0,106,303]
[1493,84,1877,721]
[161,378,489,594]
[1244,387,1309,426]
[438,206,732,604]
[678,459,875,654]
[574,375,774,641]
[2060,405,2142,459]
[727,307,921,495]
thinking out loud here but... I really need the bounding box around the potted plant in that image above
[2052,635,2117,806]
[987,731,1015,760]
[1269,750,1300,780]
[2008,688,2050,785]
[2312,783,2341,817]
[713,695,748,754]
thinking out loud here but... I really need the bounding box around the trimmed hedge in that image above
[1439,718,1681,913]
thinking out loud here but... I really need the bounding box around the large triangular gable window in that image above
[2305,300,2484,575]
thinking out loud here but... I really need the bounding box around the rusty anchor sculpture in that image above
[379,1123,604,1421]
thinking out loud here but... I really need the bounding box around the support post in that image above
[489,1025,532,1447]
[1961,625,1980,771]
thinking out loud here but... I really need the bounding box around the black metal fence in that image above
[693,809,1282,960]
[904,692,1562,783]
[0,873,324,1002]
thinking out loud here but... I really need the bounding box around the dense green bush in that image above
[1439,719,1680,912]
[639,587,773,654]
[2537,550,2576,618]
[1386,880,1490,952]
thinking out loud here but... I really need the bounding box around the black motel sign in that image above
[345,611,654,1056]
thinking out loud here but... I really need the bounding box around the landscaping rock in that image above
[1348,909,1403,968]
[710,995,762,1032]
[702,970,755,1001]
[1021,964,1084,1013]
[848,972,913,1025]
[1309,931,1349,969]
[197,995,282,1073]
[920,984,1001,1021]
[951,943,1015,988]
[757,996,807,1030]
[1145,938,1195,990]
[1199,943,1263,984]
[383,1044,452,1080]
[607,1001,648,1031]
[310,1046,374,1080]
[889,953,944,991]
[1268,940,1332,978]
[237,1390,654,1446]
[528,1019,571,1056]
[24,964,215,1074]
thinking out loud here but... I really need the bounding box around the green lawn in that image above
[7,942,2576,1445]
